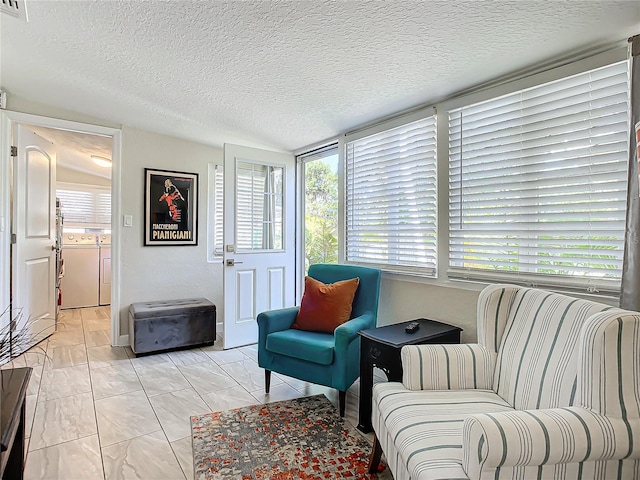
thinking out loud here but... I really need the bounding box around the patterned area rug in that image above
[191,394,392,479]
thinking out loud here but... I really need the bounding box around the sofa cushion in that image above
[265,329,335,365]
[493,288,618,410]
[372,382,513,480]
[292,276,359,333]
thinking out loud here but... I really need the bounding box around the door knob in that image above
[225,259,244,266]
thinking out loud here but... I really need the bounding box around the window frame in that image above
[293,46,629,298]
[296,143,340,299]
[342,107,438,277]
[56,182,111,229]
[446,60,629,294]
[440,47,629,295]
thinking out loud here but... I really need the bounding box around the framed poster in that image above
[144,168,198,246]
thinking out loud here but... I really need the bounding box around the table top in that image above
[359,318,462,348]
[1,367,32,453]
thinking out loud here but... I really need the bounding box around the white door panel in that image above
[223,144,295,349]
[13,126,57,350]
[26,150,51,237]
[26,258,51,317]
[267,267,285,311]
[236,268,256,323]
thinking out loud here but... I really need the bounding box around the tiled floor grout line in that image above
[169,352,214,478]
[84,327,108,480]
[125,341,242,479]
[162,348,226,478]
[81,316,106,480]
[85,309,121,480]
[83,310,107,480]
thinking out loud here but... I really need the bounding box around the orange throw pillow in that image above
[292,276,360,333]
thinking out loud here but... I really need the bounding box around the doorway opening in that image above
[0,110,122,354]
[29,125,113,316]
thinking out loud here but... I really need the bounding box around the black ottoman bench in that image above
[129,298,216,355]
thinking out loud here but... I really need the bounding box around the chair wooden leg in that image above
[368,432,383,474]
[338,390,346,417]
[265,370,271,393]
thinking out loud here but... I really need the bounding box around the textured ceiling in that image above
[1,0,639,154]
[28,125,113,179]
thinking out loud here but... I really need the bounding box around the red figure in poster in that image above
[159,178,185,222]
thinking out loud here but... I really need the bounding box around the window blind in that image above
[57,184,111,227]
[213,165,224,256]
[345,115,437,276]
[448,60,629,293]
[96,192,111,225]
[235,163,283,251]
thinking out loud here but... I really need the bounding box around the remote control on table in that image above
[404,322,420,334]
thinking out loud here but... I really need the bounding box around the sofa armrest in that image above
[462,407,640,479]
[401,343,496,391]
[334,312,375,351]
[257,307,299,336]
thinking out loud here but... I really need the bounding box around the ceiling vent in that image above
[0,0,28,22]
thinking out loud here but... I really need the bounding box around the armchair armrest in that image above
[462,407,640,480]
[257,307,299,336]
[401,344,496,391]
[334,312,375,351]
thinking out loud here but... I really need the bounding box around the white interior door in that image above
[12,125,57,351]
[223,144,295,349]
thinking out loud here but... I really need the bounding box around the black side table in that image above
[357,319,461,433]
[1,367,32,480]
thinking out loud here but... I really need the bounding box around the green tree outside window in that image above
[305,159,338,271]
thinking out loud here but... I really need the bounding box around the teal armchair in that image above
[257,264,381,416]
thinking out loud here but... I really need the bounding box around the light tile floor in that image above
[3,306,380,480]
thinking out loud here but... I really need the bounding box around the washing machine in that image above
[98,234,111,306]
[60,233,99,308]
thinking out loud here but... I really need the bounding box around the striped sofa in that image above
[369,284,640,480]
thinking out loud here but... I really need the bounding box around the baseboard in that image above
[116,334,129,347]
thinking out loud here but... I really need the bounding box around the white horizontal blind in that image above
[346,116,437,276]
[236,164,266,250]
[96,191,111,225]
[235,163,283,250]
[448,61,629,293]
[213,165,224,256]
[57,183,111,227]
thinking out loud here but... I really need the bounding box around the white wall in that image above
[377,278,480,343]
[118,126,223,335]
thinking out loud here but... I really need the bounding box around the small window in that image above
[235,162,283,251]
[345,114,438,276]
[208,164,224,259]
[56,183,111,227]
[448,61,629,293]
